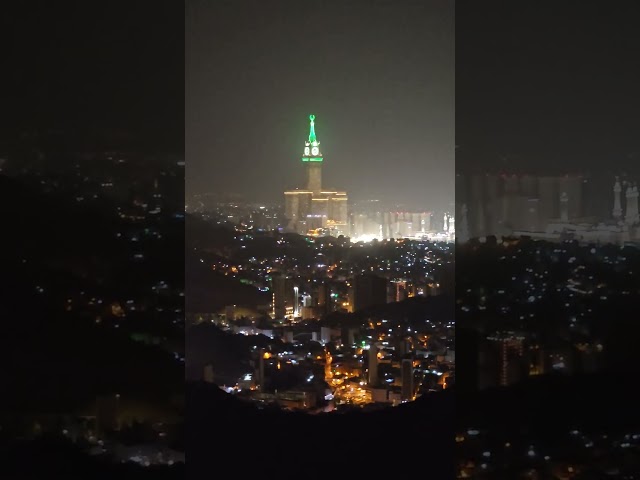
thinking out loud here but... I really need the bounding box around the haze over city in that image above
[457,2,640,174]
[3,0,640,478]
[186,0,454,211]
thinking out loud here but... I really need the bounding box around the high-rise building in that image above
[271,273,292,319]
[401,359,414,401]
[351,274,388,312]
[315,281,333,316]
[486,332,526,387]
[284,115,349,236]
[368,343,379,387]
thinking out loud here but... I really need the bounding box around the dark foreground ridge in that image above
[187,370,640,477]
[457,371,640,433]
[187,381,454,477]
[0,435,184,480]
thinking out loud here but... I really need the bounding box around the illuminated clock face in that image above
[304,147,310,156]
[311,146,319,156]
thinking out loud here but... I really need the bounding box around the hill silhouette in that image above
[324,293,454,328]
[187,369,640,477]
[0,174,121,267]
[185,249,269,312]
[186,323,272,384]
[0,175,182,414]
[187,381,454,477]
[1,434,184,479]
[456,372,640,434]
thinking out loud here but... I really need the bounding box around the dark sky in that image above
[3,1,183,153]
[457,0,640,174]
[186,0,454,210]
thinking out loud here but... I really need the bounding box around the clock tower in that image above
[302,114,323,193]
[284,114,349,236]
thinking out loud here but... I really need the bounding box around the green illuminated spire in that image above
[308,114,317,143]
[302,114,322,162]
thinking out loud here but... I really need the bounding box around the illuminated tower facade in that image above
[271,273,286,319]
[487,332,525,387]
[284,114,349,236]
[324,347,333,382]
[303,114,323,194]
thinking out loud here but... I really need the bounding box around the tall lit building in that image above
[271,272,293,319]
[486,332,526,387]
[284,115,349,236]
[401,358,415,401]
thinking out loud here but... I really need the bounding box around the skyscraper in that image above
[284,115,349,236]
[401,359,414,401]
[368,343,379,387]
[271,273,291,319]
[350,274,388,312]
[486,332,526,387]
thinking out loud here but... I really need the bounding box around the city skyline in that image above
[283,113,350,236]
[4,1,640,477]
[186,0,454,211]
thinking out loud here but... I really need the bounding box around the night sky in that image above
[457,1,640,174]
[8,1,636,193]
[3,1,184,153]
[186,0,454,210]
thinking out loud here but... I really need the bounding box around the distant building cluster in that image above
[284,115,349,237]
[193,303,454,411]
[456,235,640,394]
[474,330,602,389]
[186,225,454,412]
[456,426,640,478]
[457,173,640,245]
